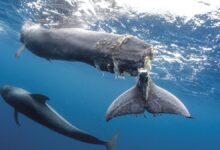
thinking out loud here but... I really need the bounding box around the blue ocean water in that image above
[0,0,220,150]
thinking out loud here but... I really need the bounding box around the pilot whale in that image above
[17,23,153,76]
[17,23,191,121]
[0,85,117,150]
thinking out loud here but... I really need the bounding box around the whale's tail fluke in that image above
[106,86,146,121]
[105,132,119,150]
[145,80,191,117]
[106,72,191,121]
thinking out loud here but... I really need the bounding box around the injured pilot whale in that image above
[17,23,191,121]
[18,23,153,76]
[0,85,117,150]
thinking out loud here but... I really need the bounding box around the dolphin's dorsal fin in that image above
[14,110,20,126]
[29,94,49,104]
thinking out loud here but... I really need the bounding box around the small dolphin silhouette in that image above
[0,85,118,150]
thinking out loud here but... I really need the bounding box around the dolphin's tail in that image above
[106,77,191,121]
[105,132,119,150]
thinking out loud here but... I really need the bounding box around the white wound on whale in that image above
[15,44,26,58]
[138,46,154,73]
[112,36,132,78]
[112,58,125,79]
[116,35,131,48]
[138,46,155,100]
[95,35,135,78]
[144,56,152,71]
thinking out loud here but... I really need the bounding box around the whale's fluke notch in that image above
[29,94,49,104]
[14,110,20,126]
[106,86,146,121]
[145,80,191,118]
[105,131,119,150]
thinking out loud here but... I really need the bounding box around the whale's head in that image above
[0,85,14,102]
[17,23,48,58]
[20,22,42,44]
[0,85,31,110]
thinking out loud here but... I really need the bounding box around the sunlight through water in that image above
[7,0,220,96]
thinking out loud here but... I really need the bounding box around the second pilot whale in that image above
[0,85,117,150]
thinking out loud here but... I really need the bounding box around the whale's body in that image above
[19,24,153,76]
[17,24,191,121]
[0,85,117,150]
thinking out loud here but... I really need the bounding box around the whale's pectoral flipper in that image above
[14,110,20,126]
[29,94,49,104]
[106,86,146,121]
[145,80,191,117]
[15,44,26,58]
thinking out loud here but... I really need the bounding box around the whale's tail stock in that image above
[105,131,119,150]
[106,71,191,121]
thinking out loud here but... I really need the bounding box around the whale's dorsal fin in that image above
[14,110,20,126]
[29,94,49,104]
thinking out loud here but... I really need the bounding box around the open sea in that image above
[0,0,220,150]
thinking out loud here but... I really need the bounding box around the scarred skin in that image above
[20,24,154,76]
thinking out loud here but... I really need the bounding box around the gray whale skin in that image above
[18,23,191,121]
[0,85,117,150]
